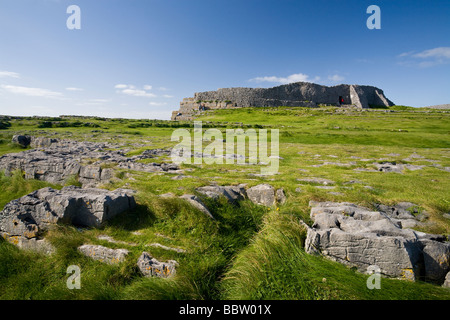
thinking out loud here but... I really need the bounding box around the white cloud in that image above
[397,51,415,58]
[398,47,450,67]
[121,88,156,98]
[75,99,109,106]
[162,94,173,98]
[328,74,345,82]
[0,71,20,78]
[115,84,156,97]
[149,102,167,106]
[66,87,84,91]
[1,85,63,99]
[249,73,320,85]
[157,87,169,91]
[413,47,450,59]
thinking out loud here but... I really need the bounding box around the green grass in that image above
[0,170,61,210]
[0,110,449,300]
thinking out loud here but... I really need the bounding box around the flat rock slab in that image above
[297,178,335,185]
[78,244,129,264]
[0,186,136,243]
[305,201,450,284]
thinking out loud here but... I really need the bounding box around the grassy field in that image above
[0,106,449,300]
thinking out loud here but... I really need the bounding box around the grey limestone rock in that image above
[373,162,425,173]
[78,244,129,264]
[196,184,247,202]
[246,184,276,207]
[137,251,178,278]
[195,183,286,207]
[0,186,136,248]
[0,137,179,187]
[305,201,450,284]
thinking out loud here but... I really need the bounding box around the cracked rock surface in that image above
[0,137,179,187]
[305,201,450,284]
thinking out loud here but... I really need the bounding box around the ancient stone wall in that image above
[172,82,394,120]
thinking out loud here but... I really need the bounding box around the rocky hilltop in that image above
[172,82,394,120]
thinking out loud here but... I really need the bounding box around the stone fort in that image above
[171,82,394,121]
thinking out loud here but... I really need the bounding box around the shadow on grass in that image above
[106,204,157,232]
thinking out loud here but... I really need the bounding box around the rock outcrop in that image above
[0,137,179,187]
[195,183,286,207]
[172,82,395,120]
[196,184,247,203]
[304,201,450,285]
[0,186,136,252]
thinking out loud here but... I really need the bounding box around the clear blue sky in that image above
[0,0,449,119]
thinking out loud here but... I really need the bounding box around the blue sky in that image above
[0,0,449,119]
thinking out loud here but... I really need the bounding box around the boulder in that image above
[246,184,275,207]
[305,201,450,284]
[12,135,31,148]
[78,244,129,264]
[0,186,136,249]
[421,240,450,284]
[137,252,178,278]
